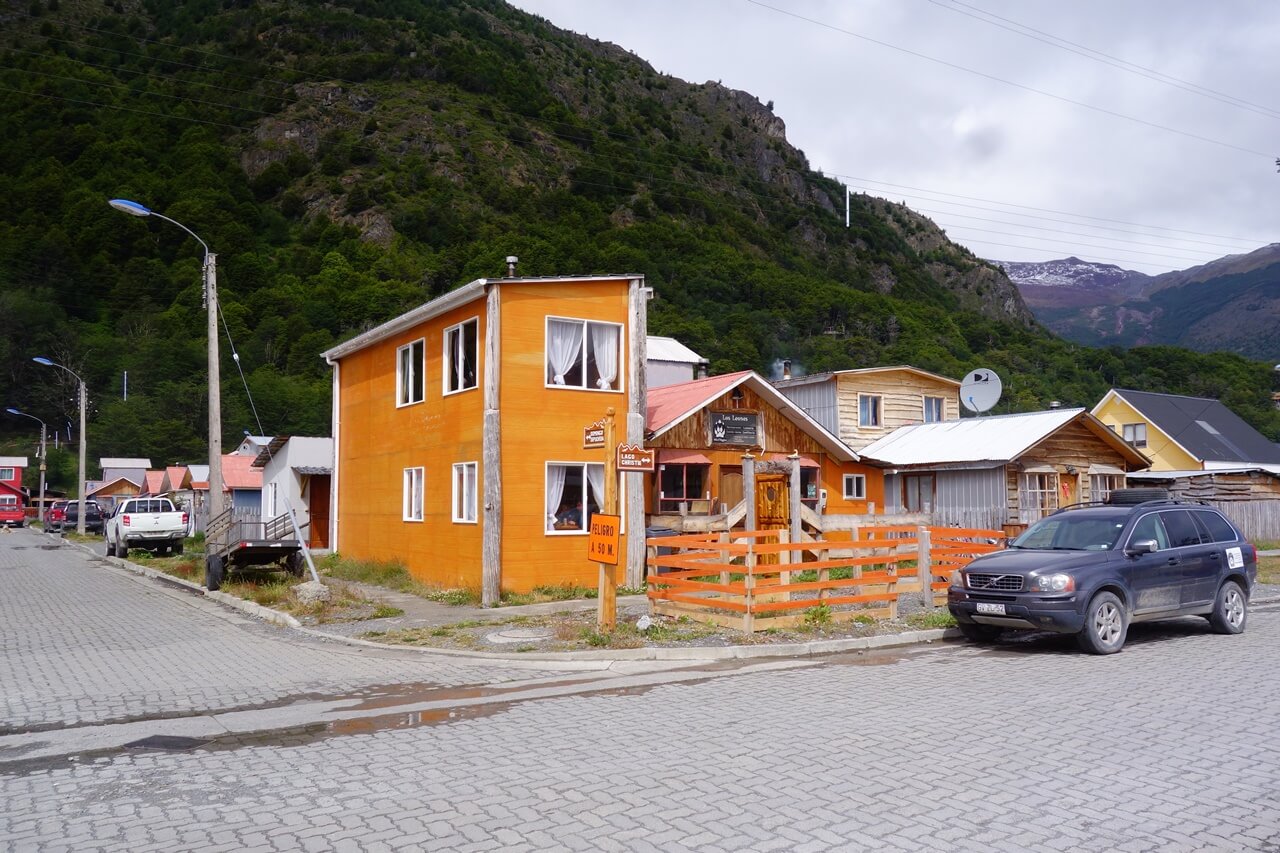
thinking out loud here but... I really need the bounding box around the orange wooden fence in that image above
[646,525,1003,632]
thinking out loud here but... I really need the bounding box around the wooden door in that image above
[309,475,331,549]
[754,473,789,566]
[719,466,743,514]
[1060,473,1079,507]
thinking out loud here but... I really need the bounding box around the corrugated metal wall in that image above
[776,380,838,434]
[883,468,1006,529]
[648,361,697,389]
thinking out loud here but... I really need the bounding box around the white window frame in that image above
[267,482,278,517]
[396,339,425,407]
[842,474,866,500]
[1122,423,1148,448]
[923,396,944,423]
[452,462,478,524]
[859,394,882,428]
[1090,473,1124,503]
[0,468,14,481]
[1019,472,1059,523]
[544,316,624,393]
[402,467,424,522]
[0,495,16,506]
[545,461,623,536]
[443,318,479,396]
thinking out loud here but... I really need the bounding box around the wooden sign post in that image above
[597,407,618,630]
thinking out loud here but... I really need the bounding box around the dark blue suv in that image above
[948,500,1257,654]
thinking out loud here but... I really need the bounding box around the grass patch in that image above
[500,583,596,606]
[1254,539,1279,551]
[1257,555,1280,586]
[904,610,957,630]
[319,554,480,605]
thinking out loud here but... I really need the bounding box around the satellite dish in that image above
[960,368,1003,414]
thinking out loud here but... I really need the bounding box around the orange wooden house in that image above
[645,371,883,529]
[322,271,649,604]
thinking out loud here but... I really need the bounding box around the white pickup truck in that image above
[105,497,189,558]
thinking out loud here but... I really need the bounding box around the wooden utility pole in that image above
[597,407,618,630]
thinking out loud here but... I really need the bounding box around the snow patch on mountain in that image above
[995,257,1149,290]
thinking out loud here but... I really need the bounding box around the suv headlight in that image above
[949,569,965,588]
[1031,573,1075,592]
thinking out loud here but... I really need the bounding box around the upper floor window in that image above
[546,317,622,391]
[1122,423,1147,448]
[923,396,944,423]
[843,474,866,500]
[0,467,13,481]
[859,394,882,428]
[444,318,478,395]
[452,462,477,524]
[397,339,425,407]
[403,467,424,522]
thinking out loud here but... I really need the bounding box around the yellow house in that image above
[322,271,649,604]
[774,365,962,451]
[1092,389,1280,472]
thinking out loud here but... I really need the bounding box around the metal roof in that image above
[1128,465,1280,480]
[0,456,29,468]
[646,336,705,363]
[100,458,152,468]
[1096,389,1280,465]
[860,408,1148,469]
[646,371,859,462]
[774,365,961,389]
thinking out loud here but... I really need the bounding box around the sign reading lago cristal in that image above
[615,443,655,472]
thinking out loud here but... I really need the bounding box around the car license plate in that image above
[976,602,1006,615]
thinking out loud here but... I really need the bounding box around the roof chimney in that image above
[505,255,519,277]
[1048,400,1062,409]
[695,359,709,379]
[782,359,792,381]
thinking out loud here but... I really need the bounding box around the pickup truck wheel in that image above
[205,555,224,591]
[285,552,305,578]
[117,541,128,559]
[1208,581,1247,635]
[1077,591,1128,655]
[173,540,184,556]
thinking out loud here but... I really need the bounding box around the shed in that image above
[252,436,334,549]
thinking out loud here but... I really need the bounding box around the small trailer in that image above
[204,505,307,591]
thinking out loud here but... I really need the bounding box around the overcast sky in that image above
[510,0,1279,274]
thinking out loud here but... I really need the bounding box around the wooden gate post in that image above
[742,454,756,531]
[917,525,934,609]
[597,408,618,631]
[788,452,801,549]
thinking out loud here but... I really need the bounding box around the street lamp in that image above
[5,408,46,525]
[32,358,86,535]
[109,198,223,524]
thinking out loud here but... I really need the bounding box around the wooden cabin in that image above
[322,271,648,603]
[774,366,962,451]
[1127,466,1280,540]
[860,408,1150,534]
[645,371,882,533]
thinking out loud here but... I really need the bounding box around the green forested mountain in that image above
[2,0,1277,494]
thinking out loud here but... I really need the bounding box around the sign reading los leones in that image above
[587,513,621,565]
[616,443,655,472]
[583,420,606,448]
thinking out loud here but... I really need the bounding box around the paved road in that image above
[3,527,1280,851]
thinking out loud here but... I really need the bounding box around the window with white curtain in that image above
[396,339,425,406]
[444,318,478,395]
[545,317,622,391]
[452,462,477,523]
[546,462,608,534]
[403,467,424,522]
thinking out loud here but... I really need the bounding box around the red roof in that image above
[164,466,190,490]
[143,471,165,495]
[220,454,263,491]
[646,371,751,434]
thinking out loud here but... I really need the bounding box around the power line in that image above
[925,0,1280,121]
[745,0,1277,161]
[922,0,1280,122]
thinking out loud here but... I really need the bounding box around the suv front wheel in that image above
[1078,591,1128,655]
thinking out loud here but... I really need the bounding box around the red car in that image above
[0,498,24,528]
[44,500,68,533]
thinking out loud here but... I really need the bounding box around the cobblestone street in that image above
[3,527,1279,851]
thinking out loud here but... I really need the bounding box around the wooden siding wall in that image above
[1004,420,1135,521]
[1151,472,1280,540]
[497,280,633,592]
[649,384,824,455]
[335,297,487,589]
[835,372,961,449]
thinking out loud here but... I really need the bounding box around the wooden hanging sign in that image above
[616,443,655,472]
[583,420,606,448]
